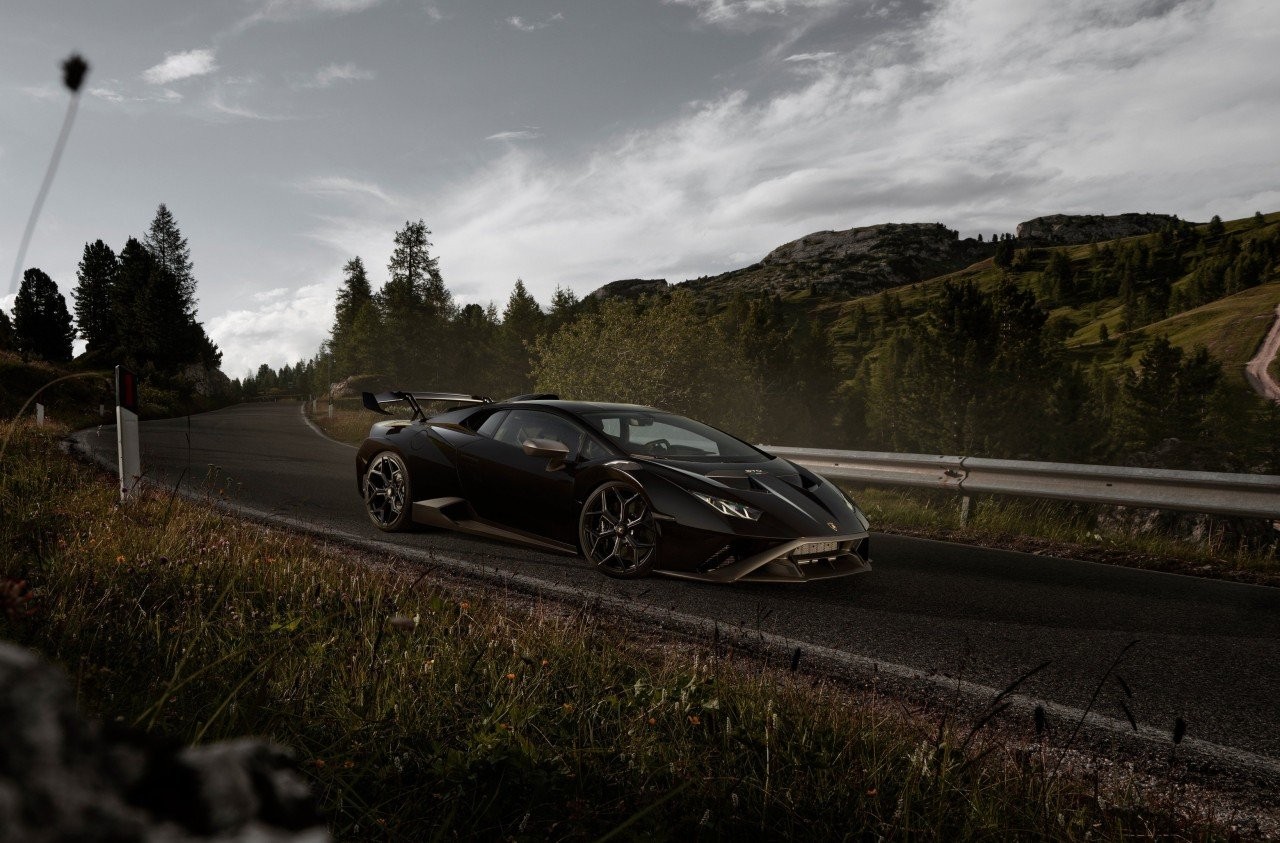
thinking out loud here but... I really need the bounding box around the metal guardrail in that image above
[762,446,1280,520]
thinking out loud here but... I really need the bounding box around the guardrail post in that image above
[960,495,974,526]
[115,365,141,501]
[327,401,333,419]
[35,403,44,427]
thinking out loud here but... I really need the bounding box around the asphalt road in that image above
[73,402,1280,766]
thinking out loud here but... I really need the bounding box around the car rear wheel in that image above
[579,481,657,578]
[364,451,412,532]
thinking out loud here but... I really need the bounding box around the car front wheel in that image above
[579,481,658,578]
[363,451,412,532]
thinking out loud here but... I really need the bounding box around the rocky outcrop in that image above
[588,278,670,300]
[179,363,234,400]
[677,222,988,303]
[0,641,328,842]
[1015,213,1185,245]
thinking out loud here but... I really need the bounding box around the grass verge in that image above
[0,420,1259,839]
[308,400,1279,587]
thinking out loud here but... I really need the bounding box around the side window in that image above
[579,436,611,462]
[475,410,508,439]
[494,410,590,458]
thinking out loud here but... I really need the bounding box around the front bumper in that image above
[658,533,871,584]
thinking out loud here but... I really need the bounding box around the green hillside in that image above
[576,209,1280,468]
[808,211,1280,391]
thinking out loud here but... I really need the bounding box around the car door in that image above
[457,408,587,544]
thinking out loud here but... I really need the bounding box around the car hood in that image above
[631,455,866,537]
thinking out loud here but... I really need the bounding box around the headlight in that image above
[851,505,870,532]
[692,491,762,521]
[836,488,871,531]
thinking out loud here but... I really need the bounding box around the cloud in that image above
[784,51,837,61]
[200,77,295,121]
[506,13,564,31]
[237,0,387,28]
[425,4,446,21]
[385,0,1279,305]
[665,0,848,29]
[207,283,335,376]
[485,128,543,142]
[297,175,396,205]
[295,62,376,89]
[254,287,290,302]
[142,48,218,84]
[88,83,183,104]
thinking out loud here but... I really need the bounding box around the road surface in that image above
[72,402,1280,771]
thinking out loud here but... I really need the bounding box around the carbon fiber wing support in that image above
[362,391,491,420]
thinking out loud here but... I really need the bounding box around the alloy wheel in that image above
[580,482,658,577]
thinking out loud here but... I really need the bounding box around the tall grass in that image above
[0,421,1242,839]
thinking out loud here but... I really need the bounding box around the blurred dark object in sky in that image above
[62,53,88,92]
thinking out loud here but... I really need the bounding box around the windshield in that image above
[582,411,767,463]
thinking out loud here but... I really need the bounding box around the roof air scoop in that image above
[505,393,559,402]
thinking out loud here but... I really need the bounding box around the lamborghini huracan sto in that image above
[355,391,872,583]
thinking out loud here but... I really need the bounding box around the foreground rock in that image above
[0,641,328,843]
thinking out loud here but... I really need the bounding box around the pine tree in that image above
[113,235,219,374]
[330,256,373,375]
[380,220,454,381]
[143,203,196,305]
[0,308,15,352]
[73,239,118,353]
[547,285,579,334]
[496,279,545,395]
[14,268,75,363]
[113,238,152,360]
[1207,214,1225,239]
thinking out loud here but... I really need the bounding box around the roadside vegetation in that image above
[1,420,1257,839]
[246,212,1280,480]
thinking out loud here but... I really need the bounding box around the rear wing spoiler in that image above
[362,390,491,420]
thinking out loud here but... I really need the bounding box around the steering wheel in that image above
[645,438,670,453]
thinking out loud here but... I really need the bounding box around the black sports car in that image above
[355,391,871,583]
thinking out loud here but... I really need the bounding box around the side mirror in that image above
[523,438,570,470]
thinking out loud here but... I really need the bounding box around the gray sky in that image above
[2,0,1277,377]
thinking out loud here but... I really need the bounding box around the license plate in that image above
[797,540,839,555]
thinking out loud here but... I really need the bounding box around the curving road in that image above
[72,402,1280,771]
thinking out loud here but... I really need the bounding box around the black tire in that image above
[579,481,658,578]
[363,451,413,532]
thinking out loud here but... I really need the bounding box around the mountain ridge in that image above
[588,212,1194,303]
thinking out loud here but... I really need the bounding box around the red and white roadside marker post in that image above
[115,365,140,501]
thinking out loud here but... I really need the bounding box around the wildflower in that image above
[459,601,470,610]
[115,555,126,563]
[343,760,355,769]
[313,759,326,768]
[648,717,656,726]
[562,703,574,713]
[540,658,549,667]
[506,672,516,680]
[688,715,701,726]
